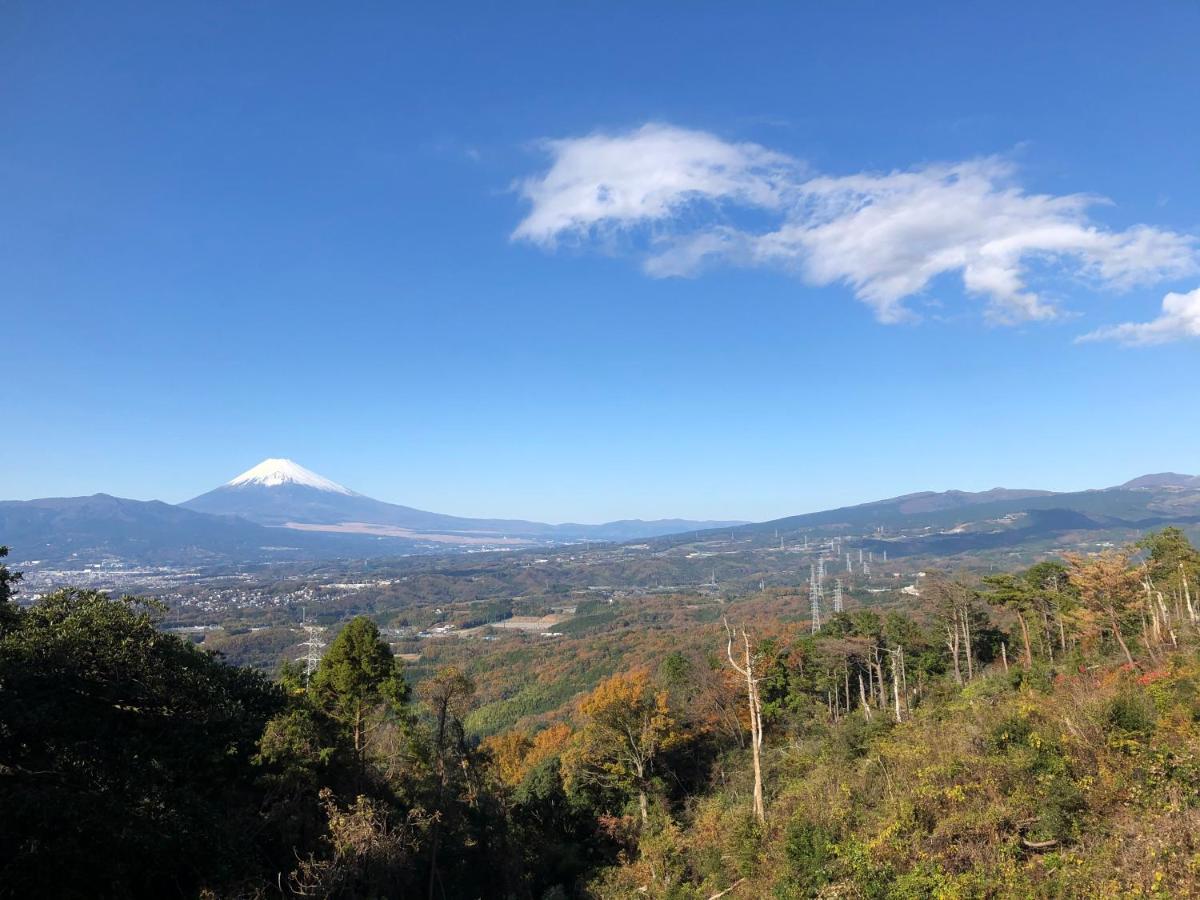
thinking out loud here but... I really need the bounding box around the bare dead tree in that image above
[1183,562,1196,626]
[889,647,903,723]
[878,648,888,710]
[858,669,872,721]
[960,607,975,681]
[944,619,962,686]
[723,618,765,823]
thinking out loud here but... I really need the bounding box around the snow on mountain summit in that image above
[226,458,353,495]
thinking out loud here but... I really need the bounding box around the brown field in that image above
[458,614,570,637]
[281,521,534,545]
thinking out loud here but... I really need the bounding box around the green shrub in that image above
[988,713,1034,751]
[828,715,892,761]
[1032,773,1086,843]
[780,818,832,894]
[889,862,955,899]
[1106,689,1157,736]
[730,814,765,877]
[1008,663,1054,693]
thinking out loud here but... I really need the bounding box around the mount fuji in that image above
[224,458,355,494]
[182,458,744,542]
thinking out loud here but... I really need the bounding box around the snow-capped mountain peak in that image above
[226,458,353,495]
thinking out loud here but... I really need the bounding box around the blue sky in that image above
[3,2,1198,522]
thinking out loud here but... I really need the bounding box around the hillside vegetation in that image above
[3,530,1200,898]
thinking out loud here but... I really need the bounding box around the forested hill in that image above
[4,531,1200,897]
[666,476,1200,558]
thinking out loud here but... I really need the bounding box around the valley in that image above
[17,476,1197,738]
[8,464,1200,896]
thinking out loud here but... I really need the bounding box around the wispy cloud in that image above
[1078,286,1200,345]
[512,123,1197,326]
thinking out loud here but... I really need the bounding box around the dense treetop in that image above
[4,531,1200,897]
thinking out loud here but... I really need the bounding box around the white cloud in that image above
[1078,287,1200,345]
[511,123,799,246]
[512,124,1197,325]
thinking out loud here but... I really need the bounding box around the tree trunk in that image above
[635,759,649,827]
[726,621,765,823]
[1016,610,1032,670]
[891,650,902,723]
[876,660,886,707]
[1107,606,1137,668]
[747,680,765,822]
[858,669,872,721]
[961,609,974,681]
[1182,564,1196,625]
[1145,586,1162,645]
[1139,607,1159,665]
[427,699,451,900]
[1158,593,1178,647]
[946,624,962,686]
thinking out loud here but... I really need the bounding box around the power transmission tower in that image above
[810,563,822,634]
[299,609,326,685]
[833,578,844,613]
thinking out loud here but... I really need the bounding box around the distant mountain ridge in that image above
[4,464,1199,567]
[0,493,403,565]
[182,458,744,541]
[668,473,1200,558]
